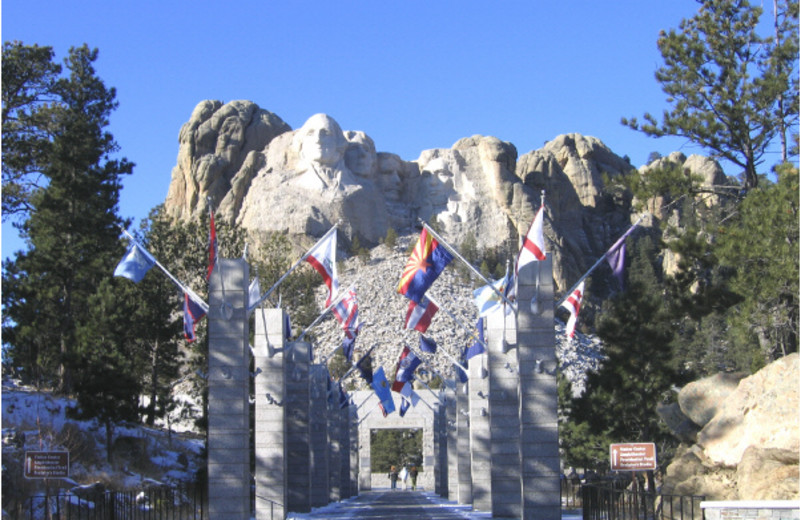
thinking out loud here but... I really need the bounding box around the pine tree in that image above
[716,164,799,369]
[1,45,133,392]
[562,237,682,484]
[622,0,798,190]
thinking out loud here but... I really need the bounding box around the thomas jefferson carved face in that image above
[298,114,346,167]
[344,131,377,178]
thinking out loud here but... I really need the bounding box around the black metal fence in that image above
[11,485,205,520]
[581,482,705,520]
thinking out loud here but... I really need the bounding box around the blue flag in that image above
[372,367,395,415]
[419,335,438,354]
[183,293,207,342]
[464,318,486,360]
[341,335,356,364]
[114,242,155,283]
[397,228,453,303]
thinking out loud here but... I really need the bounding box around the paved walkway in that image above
[286,489,486,519]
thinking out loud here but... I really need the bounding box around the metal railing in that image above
[581,482,704,520]
[11,485,205,520]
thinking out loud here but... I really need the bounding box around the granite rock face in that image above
[162,101,734,296]
[661,354,799,500]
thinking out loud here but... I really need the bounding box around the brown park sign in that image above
[24,451,70,479]
[609,443,656,471]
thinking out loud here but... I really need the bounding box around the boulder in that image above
[657,402,701,444]
[677,371,746,428]
[661,354,800,500]
[698,353,799,467]
[737,446,800,500]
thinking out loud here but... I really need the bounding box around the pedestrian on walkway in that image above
[409,466,418,490]
[399,465,409,490]
[388,465,399,490]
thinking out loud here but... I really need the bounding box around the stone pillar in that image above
[438,395,448,496]
[207,259,250,520]
[254,308,287,520]
[433,399,442,495]
[422,412,435,491]
[518,258,560,520]
[285,341,311,513]
[357,394,372,491]
[339,402,351,498]
[468,345,491,511]
[309,365,329,508]
[445,386,458,501]
[327,389,342,502]
[487,307,521,518]
[349,404,359,494]
[456,381,473,505]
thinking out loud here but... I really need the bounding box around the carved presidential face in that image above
[298,114,345,167]
[377,155,405,200]
[344,131,377,178]
[421,157,454,203]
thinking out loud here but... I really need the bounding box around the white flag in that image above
[560,281,584,338]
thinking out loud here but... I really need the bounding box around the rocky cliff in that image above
[162,100,733,295]
[658,353,799,500]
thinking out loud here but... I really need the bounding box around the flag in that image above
[399,395,410,417]
[284,313,293,340]
[464,318,486,361]
[397,228,453,303]
[114,242,155,283]
[338,383,348,409]
[605,242,627,289]
[341,335,356,364]
[405,296,438,333]
[516,205,546,272]
[419,335,438,354]
[454,362,468,383]
[248,276,261,308]
[473,269,513,317]
[392,346,421,392]
[560,281,584,338]
[356,350,373,384]
[207,211,218,281]
[400,381,420,407]
[332,288,360,339]
[183,292,207,342]
[371,367,395,415]
[304,229,339,306]
[604,224,638,290]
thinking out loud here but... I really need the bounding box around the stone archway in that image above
[351,389,440,491]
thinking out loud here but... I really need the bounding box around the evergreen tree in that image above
[562,237,682,484]
[716,164,799,369]
[1,42,62,219]
[622,0,798,189]
[70,278,142,462]
[1,44,133,392]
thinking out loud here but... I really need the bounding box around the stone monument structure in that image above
[207,259,251,520]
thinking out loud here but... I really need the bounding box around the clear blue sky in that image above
[1,1,773,260]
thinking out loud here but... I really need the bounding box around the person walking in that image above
[399,465,409,490]
[409,465,418,490]
[388,465,399,490]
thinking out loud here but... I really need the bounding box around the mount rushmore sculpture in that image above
[163,99,729,293]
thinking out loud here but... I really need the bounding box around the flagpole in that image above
[403,344,451,396]
[425,293,489,356]
[555,215,645,308]
[339,344,377,383]
[119,228,209,313]
[419,220,517,311]
[296,281,357,342]
[248,224,338,312]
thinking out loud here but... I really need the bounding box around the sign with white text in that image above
[24,451,70,479]
[609,443,656,472]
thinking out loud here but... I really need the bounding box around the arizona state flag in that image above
[397,228,453,303]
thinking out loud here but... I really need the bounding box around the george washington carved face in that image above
[297,113,347,167]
